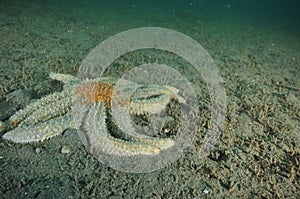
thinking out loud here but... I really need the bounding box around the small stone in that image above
[35,147,41,154]
[203,189,209,195]
[61,146,71,154]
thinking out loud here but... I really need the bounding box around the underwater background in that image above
[0,0,299,198]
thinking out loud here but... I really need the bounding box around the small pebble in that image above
[203,189,209,194]
[35,147,41,154]
[61,146,71,154]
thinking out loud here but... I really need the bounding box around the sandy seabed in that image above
[0,1,299,198]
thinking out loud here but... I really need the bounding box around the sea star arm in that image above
[2,114,74,143]
[81,102,167,156]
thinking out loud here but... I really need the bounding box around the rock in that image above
[35,147,41,154]
[61,146,71,154]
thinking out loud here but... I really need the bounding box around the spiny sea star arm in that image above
[7,90,72,127]
[49,72,79,85]
[111,106,174,150]
[127,84,186,115]
[2,114,74,143]
[81,102,172,156]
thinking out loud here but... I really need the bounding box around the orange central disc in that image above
[74,81,114,107]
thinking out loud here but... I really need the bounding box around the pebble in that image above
[35,147,41,154]
[61,146,71,154]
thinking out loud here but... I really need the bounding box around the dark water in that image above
[32,0,300,30]
[7,0,297,31]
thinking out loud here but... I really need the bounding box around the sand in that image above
[0,1,299,198]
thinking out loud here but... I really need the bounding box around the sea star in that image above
[0,73,186,156]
